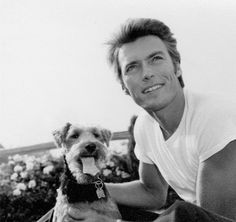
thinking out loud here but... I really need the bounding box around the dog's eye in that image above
[69,133,79,139]
[93,132,100,138]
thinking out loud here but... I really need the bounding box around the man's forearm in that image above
[106,180,165,211]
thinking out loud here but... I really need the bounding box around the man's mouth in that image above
[143,84,163,94]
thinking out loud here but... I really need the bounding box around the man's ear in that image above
[175,63,182,77]
[122,85,130,95]
[101,129,112,147]
[52,122,71,148]
[120,79,130,95]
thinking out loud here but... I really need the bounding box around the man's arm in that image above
[196,140,236,220]
[106,161,169,211]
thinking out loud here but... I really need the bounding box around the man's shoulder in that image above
[185,89,236,137]
[134,111,160,139]
[186,89,236,116]
[186,90,236,163]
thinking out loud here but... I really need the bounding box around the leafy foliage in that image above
[0,154,64,222]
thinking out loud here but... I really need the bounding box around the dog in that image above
[52,123,121,222]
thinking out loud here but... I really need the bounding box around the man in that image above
[105,17,236,221]
[66,18,236,221]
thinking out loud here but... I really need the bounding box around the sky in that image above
[0,0,236,148]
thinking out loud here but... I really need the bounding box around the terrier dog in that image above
[52,123,121,222]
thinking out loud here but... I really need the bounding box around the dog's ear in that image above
[101,129,112,147]
[52,122,72,148]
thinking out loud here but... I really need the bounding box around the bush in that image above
[0,154,64,222]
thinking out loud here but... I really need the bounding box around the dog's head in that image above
[53,123,112,179]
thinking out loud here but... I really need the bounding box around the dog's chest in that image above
[61,176,108,203]
[54,187,121,221]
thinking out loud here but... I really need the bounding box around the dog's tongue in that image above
[81,157,100,176]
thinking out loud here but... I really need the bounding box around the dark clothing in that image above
[156,201,235,222]
[37,201,235,222]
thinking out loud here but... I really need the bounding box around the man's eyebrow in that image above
[146,51,165,60]
[126,61,138,68]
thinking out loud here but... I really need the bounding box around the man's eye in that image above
[69,134,79,139]
[152,55,163,63]
[126,64,137,74]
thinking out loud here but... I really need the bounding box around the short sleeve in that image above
[133,113,154,164]
[198,101,236,162]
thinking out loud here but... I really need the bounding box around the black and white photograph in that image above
[0,0,236,221]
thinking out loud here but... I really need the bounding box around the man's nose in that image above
[142,64,154,81]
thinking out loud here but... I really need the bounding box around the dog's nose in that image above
[85,143,96,153]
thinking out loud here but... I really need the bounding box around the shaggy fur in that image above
[52,123,121,222]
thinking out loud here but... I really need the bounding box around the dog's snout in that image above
[85,143,96,153]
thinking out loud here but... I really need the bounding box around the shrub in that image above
[0,154,64,222]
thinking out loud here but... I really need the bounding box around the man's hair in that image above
[107,18,184,93]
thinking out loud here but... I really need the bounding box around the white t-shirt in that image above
[134,89,236,204]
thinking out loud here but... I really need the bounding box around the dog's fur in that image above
[52,123,121,222]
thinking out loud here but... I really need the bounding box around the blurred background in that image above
[1,0,236,148]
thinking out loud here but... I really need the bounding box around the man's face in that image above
[118,35,182,112]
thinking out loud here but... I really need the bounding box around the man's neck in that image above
[149,89,185,140]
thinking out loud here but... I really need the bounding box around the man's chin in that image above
[132,95,163,111]
[141,102,167,113]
